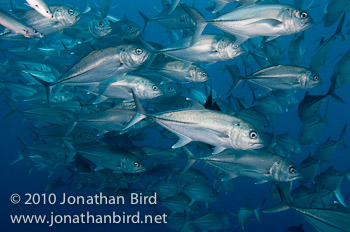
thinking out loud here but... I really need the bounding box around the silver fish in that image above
[53,44,150,85]
[184,4,313,46]
[0,9,43,38]
[125,93,263,153]
[184,148,301,183]
[25,0,52,19]
[159,34,243,63]
[22,5,81,35]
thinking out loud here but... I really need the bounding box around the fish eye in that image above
[33,29,38,33]
[152,85,158,91]
[99,21,104,27]
[134,162,139,167]
[249,131,258,139]
[289,166,296,174]
[129,26,134,31]
[46,10,49,14]
[68,9,74,15]
[313,75,319,81]
[300,12,308,19]
[135,48,143,55]
[201,72,206,76]
[167,86,172,91]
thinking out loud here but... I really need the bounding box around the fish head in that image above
[89,17,112,38]
[159,82,178,97]
[302,70,321,89]
[270,158,302,182]
[119,21,142,41]
[189,66,208,82]
[52,5,81,27]
[121,155,146,173]
[229,121,264,150]
[135,80,163,99]
[25,27,44,38]
[284,7,313,33]
[121,44,150,69]
[217,38,244,60]
[27,0,53,19]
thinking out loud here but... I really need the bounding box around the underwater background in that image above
[0,0,349,231]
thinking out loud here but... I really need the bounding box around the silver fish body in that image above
[22,5,80,35]
[55,44,150,84]
[245,65,320,91]
[0,9,43,38]
[208,4,313,44]
[159,34,243,63]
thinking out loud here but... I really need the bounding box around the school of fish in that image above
[1,0,350,231]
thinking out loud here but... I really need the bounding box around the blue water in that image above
[1,0,350,231]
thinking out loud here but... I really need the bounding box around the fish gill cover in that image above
[0,0,349,231]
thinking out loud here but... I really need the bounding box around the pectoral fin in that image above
[212,146,226,154]
[172,135,192,149]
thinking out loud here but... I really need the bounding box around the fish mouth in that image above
[250,142,264,149]
[290,174,302,181]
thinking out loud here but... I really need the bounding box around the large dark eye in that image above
[135,48,143,55]
[313,75,319,81]
[249,131,258,139]
[300,12,308,19]
[99,21,104,27]
[289,166,296,174]
[201,72,206,76]
[129,25,134,31]
[167,86,172,91]
[68,9,74,15]
[152,85,158,91]
[134,162,139,167]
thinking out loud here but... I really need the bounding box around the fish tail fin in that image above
[168,0,180,14]
[179,146,197,176]
[28,73,53,104]
[327,76,345,103]
[263,184,291,213]
[334,188,347,207]
[122,90,147,131]
[338,123,347,148]
[335,14,346,41]
[254,197,267,223]
[225,64,242,96]
[82,0,92,14]
[16,136,28,154]
[138,11,149,34]
[180,4,207,46]
[62,139,76,164]
[3,100,20,119]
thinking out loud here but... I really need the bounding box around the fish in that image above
[183,147,301,183]
[314,123,347,164]
[288,32,305,66]
[298,78,344,123]
[50,43,150,85]
[0,9,43,38]
[183,4,313,46]
[331,48,350,89]
[25,0,52,19]
[158,34,243,63]
[147,61,208,83]
[21,5,81,35]
[77,144,145,173]
[323,0,350,27]
[231,65,321,91]
[124,91,263,154]
[63,13,112,39]
[310,14,346,73]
